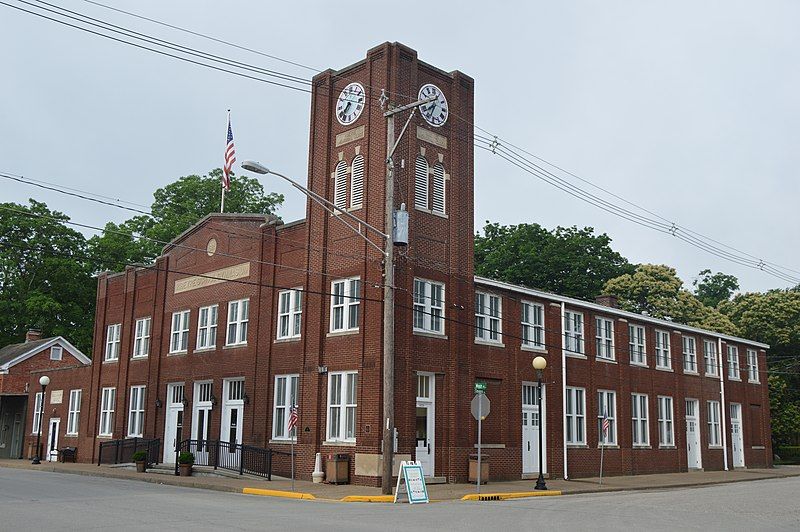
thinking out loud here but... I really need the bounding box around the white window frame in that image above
[413,278,445,335]
[104,323,121,361]
[631,393,649,447]
[32,391,43,434]
[169,310,190,353]
[475,292,502,343]
[747,349,760,383]
[272,374,299,440]
[133,317,151,358]
[597,390,617,446]
[99,387,116,437]
[595,317,615,360]
[703,340,718,376]
[629,324,646,365]
[564,310,585,354]
[657,395,674,447]
[565,387,586,445]
[127,385,146,438]
[521,301,545,350]
[326,371,358,443]
[196,305,218,350]
[727,345,740,380]
[655,330,672,370]
[226,299,249,346]
[682,336,698,374]
[66,389,81,436]
[707,400,721,447]
[50,345,63,361]
[277,290,303,340]
[330,278,360,333]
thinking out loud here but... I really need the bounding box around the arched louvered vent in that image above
[432,163,446,214]
[415,155,429,210]
[350,154,364,209]
[334,160,347,211]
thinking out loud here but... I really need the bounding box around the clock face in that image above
[336,82,366,126]
[418,83,448,127]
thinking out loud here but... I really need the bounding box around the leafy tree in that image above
[693,269,739,308]
[474,222,634,300]
[0,200,95,353]
[89,169,283,272]
[769,375,800,448]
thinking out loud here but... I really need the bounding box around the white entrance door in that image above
[46,418,60,462]
[163,383,185,463]
[730,403,745,468]
[192,381,213,464]
[685,399,702,469]
[414,373,435,477]
[522,383,546,475]
[221,379,245,467]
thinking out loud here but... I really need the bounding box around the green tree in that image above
[89,169,283,271]
[0,200,96,353]
[474,222,634,300]
[693,269,739,308]
[769,375,800,448]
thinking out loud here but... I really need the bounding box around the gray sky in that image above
[2,0,798,294]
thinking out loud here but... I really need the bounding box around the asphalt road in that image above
[1,468,799,531]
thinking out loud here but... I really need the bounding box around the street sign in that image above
[474,381,487,394]
[471,393,490,421]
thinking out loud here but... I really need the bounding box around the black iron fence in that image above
[98,438,161,466]
[173,439,291,479]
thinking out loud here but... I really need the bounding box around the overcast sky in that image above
[2,0,798,294]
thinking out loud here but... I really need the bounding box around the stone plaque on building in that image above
[50,390,63,404]
[174,262,250,294]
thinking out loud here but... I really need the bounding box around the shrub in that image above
[132,450,148,462]
[178,451,195,465]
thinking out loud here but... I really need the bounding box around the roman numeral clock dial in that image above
[418,83,448,127]
[336,82,366,125]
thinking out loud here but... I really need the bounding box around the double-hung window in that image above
[327,371,358,443]
[105,323,121,361]
[133,317,151,358]
[50,346,63,361]
[413,279,444,334]
[747,349,759,383]
[657,396,674,446]
[273,374,299,440]
[475,292,502,343]
[631,393,649,446]
[330,278,360,332]
[707,400,721,447]
[682,336,697,373]
[595,317,614,360]
[655,330,671,369]
[727,345,740,380]
[99,387,116,437]
[67,389,81,435]
[32,392,44,434]
[629,325,645,365]
[277,290,303,340]
[127,385,145,438]
[564,310,584,354]
[565,387,586,445]
[196,305,218,350]
[597,390,617,446]
[704,340,718,376]
[170,310,190,353]
[226,299,249,345]
[521,301,545,349]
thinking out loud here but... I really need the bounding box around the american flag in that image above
[222,111,235,191]
[601,410,610,440]
[287,405,298,434]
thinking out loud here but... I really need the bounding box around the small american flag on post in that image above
[287,405,298,434]
[222,111,235,192]
[601,410,610,440]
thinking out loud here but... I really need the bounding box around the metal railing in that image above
[173,439,291,479]
[98,437,161,466]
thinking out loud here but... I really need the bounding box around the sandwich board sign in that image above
[393,461,429,504]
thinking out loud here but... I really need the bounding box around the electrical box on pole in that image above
[393,204,408,246]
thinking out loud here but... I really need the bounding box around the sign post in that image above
[471,384,490,494]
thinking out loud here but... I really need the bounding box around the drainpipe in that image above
[561,302,569,480]
[718,337,729,471]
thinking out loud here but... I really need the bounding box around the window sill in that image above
[565,352,587,359]
[752,446,766,450]
[630,362,648,368]
[130,355,148,361]
[748,380,761,385]
[728,377,741,382]
[102,359,119,364]
[632,445,651,449]
[413,330,448,340]
[223,343,248,350]
[683,370,699,376]
[474,338,505,348]
[274,337,301,344]
[269,438,297,444]
[655,366,673,373]
[473,443,505,449]
[64,434,79,438]
[709,445,723,450]
[705,373,720,379]
[194,347,216,353]
[327,329,359,338]
[322,440,356,447]
[596,357,617,364]
[168,351,188,356]
[414,206,448,219]
[597,444,619,449]
[521,345,547,353]
[658,445,677,450]
[566,444,588,448]
[97,434,113,439]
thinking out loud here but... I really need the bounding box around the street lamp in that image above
[31,375,50,465]
[532,357,547,490]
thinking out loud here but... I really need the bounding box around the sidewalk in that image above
[2,459,799,501]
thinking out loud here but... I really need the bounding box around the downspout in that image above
[719,337,729,471]
[561,301,568,480]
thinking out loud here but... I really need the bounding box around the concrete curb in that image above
[243,487,316,500]
[461,490,562,501]
[339,495,396,503]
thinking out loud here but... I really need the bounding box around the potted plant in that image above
[178,451,194,477]
[132,450,148,473]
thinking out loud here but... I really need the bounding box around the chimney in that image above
[25,329,42,343]
[595,295,619,309]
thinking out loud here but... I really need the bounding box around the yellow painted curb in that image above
[340,495,396,503]
[243,488,316,500]
[461,490,562,501]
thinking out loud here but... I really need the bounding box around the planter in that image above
[135,460,147,473]
[179,463,193,477]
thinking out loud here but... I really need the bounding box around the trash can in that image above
[326,453,350,485]
[469,454,489,484]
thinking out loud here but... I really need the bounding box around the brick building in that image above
[19,42,771,484]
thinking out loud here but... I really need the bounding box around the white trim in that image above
[272,374,299,441]
[276,289,303,340]
[474,291,502,343]
[0,336,91,371]
[326,371,358,443]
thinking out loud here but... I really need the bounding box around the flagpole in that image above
[220,185,226,213]
[599,413,605,486]
[291,435,295,492]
